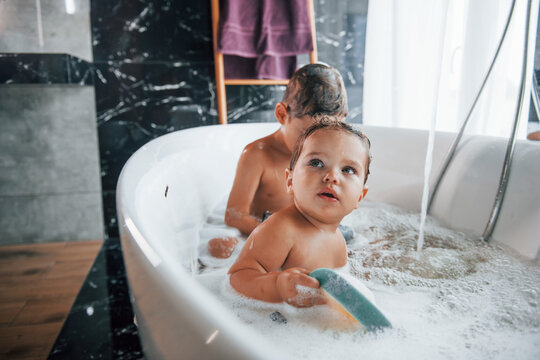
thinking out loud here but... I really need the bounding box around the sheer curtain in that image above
[363,0,538,138]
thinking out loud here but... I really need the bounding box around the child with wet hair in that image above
[228,118,371,307]
[208,63,348,258]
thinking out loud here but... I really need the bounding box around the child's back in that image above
[226,132,292,228]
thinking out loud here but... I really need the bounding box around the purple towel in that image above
[218,0,313,80]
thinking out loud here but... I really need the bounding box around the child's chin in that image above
[314,210,346,223]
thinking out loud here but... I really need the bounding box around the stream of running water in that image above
[417,2,448,253]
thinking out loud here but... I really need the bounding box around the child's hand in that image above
[276,268,327,307]
[208,237,239,258]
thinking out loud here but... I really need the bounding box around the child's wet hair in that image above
[282,63,348,119]
[289,116,372,184]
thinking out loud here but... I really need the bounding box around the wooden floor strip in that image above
[0,322,64,358]
[0,240,103,359]
[0,302,25,326]
[12,298,76,326]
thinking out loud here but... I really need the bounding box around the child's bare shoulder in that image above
[257,207,302,240]
[235,138,269,172]
[243,133,281,160]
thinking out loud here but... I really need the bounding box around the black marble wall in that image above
[92,0,214,239]
[0,54,94,85]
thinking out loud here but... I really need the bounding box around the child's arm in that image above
[230,265,323,307]
[225,144,265,234]
[228,221,325,307]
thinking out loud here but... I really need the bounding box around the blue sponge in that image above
[310,268,391,332]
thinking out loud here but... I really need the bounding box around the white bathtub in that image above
[116,123,540,359]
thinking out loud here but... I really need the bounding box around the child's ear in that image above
[275,102,289,125]
[285,168,294,194]
[355,187,369,209]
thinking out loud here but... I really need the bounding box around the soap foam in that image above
[195,200,540,359]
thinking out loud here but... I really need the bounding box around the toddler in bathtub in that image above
[228,119,371,307]
[208,63,349,258]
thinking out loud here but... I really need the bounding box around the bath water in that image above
[196,199,540,360]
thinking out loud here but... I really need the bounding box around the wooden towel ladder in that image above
[211,0,318,124]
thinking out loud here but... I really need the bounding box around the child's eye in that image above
[342,166,356,175]
[309,159,323,168]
